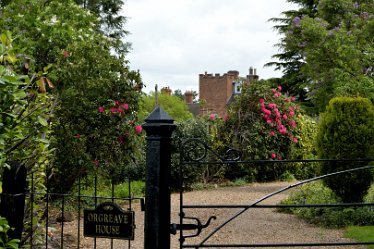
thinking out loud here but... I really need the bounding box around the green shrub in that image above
[221,80,315,181]
[316,97,374,203]
[280,181,374,227]
[288,115,319,180]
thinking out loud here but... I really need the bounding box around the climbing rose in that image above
[63,51,70,58]
[98,106,105,113]
[135,125,142,134]
[110,107,119,113]
[271,153,277,159]
[121,103,129,111]
[209,114,216,120]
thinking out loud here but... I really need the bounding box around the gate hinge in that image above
[170,215,216,238]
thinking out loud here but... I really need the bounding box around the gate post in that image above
[0,161,27,240]
[142,106,176,249]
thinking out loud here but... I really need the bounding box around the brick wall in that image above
[199,71,238,117]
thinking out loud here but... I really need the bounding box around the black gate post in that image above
[0,161,27,240]
[142,106,176,249]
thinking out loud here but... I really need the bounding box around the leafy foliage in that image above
[316,97,374,202]
[268,0,374,113]
[138,92,193,123]
[0,31,52,171]
[0,217,20,249]
[280,181,374,227]
[0,0,144,193]
[266,0,319,103]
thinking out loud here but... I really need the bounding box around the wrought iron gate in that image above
[174,138,374,248]
[0,162,144,249]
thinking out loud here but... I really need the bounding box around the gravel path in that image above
[56,181,365,248]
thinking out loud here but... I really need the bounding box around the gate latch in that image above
[170,215,216,238]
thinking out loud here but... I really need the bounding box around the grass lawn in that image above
[344,226,374,249]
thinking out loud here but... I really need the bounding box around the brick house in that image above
[199,68,259,117]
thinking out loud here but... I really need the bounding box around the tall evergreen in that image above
[74,0,129,52]
[265,0,318,105]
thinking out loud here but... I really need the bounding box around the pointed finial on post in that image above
[155,84,159,107]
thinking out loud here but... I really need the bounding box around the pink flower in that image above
[271,89,277,93]
[110,107,119,113]
[291,96,296,101]
[289,120,297,128]
[270,131,275,136]
[98,106,105,113]
[289,107,294,111]
[292,137,298,143]
[120,103,129,110]
[261,107,271,115]
[289,111,295,116]
[268,103,277,109]
[278,86,282,91]
[63,51,70,58]
[271,153,277,159]
[209,114,216,120]
[259,98,265,103]
[113,100,120,105]
[278,155,282,160]
[135,125,142,134]
[283,114,288,120]
[278,125,288,135]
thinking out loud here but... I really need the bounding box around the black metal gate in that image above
[174,138,374,248]
[0,162,144,249]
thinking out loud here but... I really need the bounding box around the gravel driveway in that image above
[58,181,365,248]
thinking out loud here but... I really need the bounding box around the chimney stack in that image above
[161,86,172,95]
[184,91,193,104]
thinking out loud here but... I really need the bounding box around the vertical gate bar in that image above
[45,166,49,249]
[142,106,176,249]
[77,175,81,249]
[30,172,34,248]
[94,171,97,249]
[128,177,131,249]
[60,195,65,249]
[179,140,184,248]
[111,179,114,249]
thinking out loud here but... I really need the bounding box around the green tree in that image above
[173,89,184,100]
[73,0,129,52]
[138,92,193,122]
[266,0,319,104]
[0,0,144,192]
[0,31,52,171]
[316,97,374,202]
[267,0,374,113]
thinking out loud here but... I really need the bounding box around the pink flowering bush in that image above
[81,99,145,183]
[257,86,300,160]
[220,80,307,181]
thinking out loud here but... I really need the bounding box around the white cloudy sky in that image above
[122,0,297,94]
